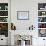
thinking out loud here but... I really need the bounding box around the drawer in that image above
[0,37,8,45]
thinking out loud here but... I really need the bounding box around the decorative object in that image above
[38,17,46,22]
[0,6,1,10]
[17,11,29,20]
[15,35,32,46]
[29,25,35,30]
[39,29,46,37]
[42,12,45,15]
[11,23,16,30]
[38,3,46,10]
[40,8,44,10]
[0,17,8,22]
[5,6,8,10]
[0,11,8,16]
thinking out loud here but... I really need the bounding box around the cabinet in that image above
[38,3,46,37]
[38,37,46,46]
[0,35,8,45]
[0,3,8,37]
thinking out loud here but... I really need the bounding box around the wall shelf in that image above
[0,22,8,23]
[38,22,46,23]
[0,10,8,11]
[38,3,46,37]
[38,28,46,29]
[38,16,46,17]
[38,10,46,11]
[0,16,8,17]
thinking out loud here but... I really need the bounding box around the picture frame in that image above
[17,11,29,20]
[38,29,46,37]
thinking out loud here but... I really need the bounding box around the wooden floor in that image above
[0,45,8,46]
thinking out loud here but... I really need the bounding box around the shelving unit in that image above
[38,10,46,11]
[38,3,46,37]
[0,3,8,37]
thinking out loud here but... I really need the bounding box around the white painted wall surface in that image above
[11,0,46,46]
[11,0,46,30]
[11,0,38,30]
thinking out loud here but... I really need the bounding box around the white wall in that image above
[11,0,46,46]
[11,0,38,30]
[11,0,46,30]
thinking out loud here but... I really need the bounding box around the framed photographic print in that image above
[17,11,29,20]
